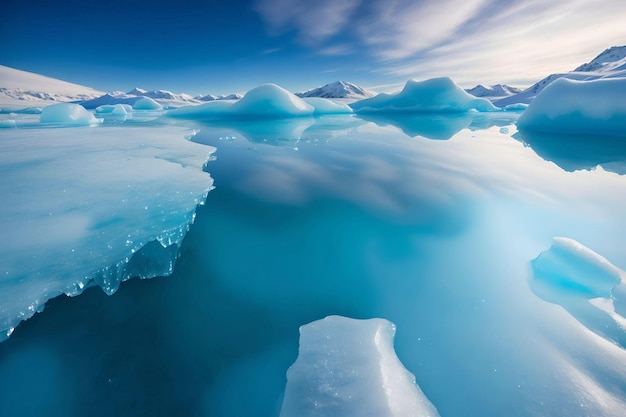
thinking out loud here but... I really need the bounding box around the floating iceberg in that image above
[133,97,162,110]
[95,104,133,115]
[302,97,353,114]
[531,237,624,297]
[0,126,215,340]
[530,237,626,347]
[280,315,439,417]
[517,78,626,136]
[39,103,101,126]
[168,84,357,120]
[350,78,499,114]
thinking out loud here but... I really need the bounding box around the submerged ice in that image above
[280,316,440,417]
[0,126,215,340]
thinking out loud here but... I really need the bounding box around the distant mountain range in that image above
[296,81,375,99]
[465,84,521,99]
[494,45,626,106]
[2,45,625,109]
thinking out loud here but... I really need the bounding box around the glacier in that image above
[0,125,214,340]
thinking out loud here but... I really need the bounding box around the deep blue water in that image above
[1,113,626,416]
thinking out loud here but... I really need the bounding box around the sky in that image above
[2,0,626,95]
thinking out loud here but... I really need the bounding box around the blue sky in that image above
[2,0,626,95]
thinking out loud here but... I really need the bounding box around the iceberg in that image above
[39,103,101,126]
[350,78,499,114]
[95,104,133,115]
[530,237,626,347]
[517,78,626,136]
[531,237,624,297]
[301,97,353,114]
[168,84,357,120]
[0,126,214,340]
[133,97,162,110]
[280,316,439,417]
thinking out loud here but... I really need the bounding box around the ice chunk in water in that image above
[39,103,100,126]
[280,315,440,417]
[350,78,499,114]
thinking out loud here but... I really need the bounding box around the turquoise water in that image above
[1,113,626,416]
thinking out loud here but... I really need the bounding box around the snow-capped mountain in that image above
[197,93,243,101]
[465,84,521,98]
[573,45,626,73]
[495,45,626,106]
[0,65,103,107]
[126,88,198,103]
[296,81,375,99]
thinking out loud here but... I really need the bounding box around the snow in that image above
[296,81,375,99]
[197,93,243,101]
[39,103,101,126]
[466,84,521,99]
[0,65,102,108]
[517,77,626,136]
[0,126,215,341]
[280,316,440,417]
[495,45,626,107]
[350,78,499,114]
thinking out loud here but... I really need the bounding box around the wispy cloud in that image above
[253,0,362,45]
[254,0,626,87]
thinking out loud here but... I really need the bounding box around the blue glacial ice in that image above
[517,77,626,136]
[132,97,163,110]
[531,237,626,347]
[350,77,499,114]
[39,103,101,126]
[0,126,214,340]
[168,83,353,120]
[280,315,440,417]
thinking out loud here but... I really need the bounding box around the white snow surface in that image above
[0,126,215,341]
[495,45,626,107]
[517,77,626,136]
[280,315,440,417]
[296,81,375,100]
[466,84,521,99]
[350,78,499,113]
[0,65,103,108]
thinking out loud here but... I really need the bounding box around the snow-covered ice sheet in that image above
[0,125,214,340]
[280,315,440,417]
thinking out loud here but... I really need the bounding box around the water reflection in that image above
[515,130,626,175]
[194,115,366,145]
[357,112,519,140]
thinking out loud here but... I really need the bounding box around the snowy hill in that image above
[466,84,521,99]
[0,65,103,107]
[296,81,375,99]
[495,45,626,106]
